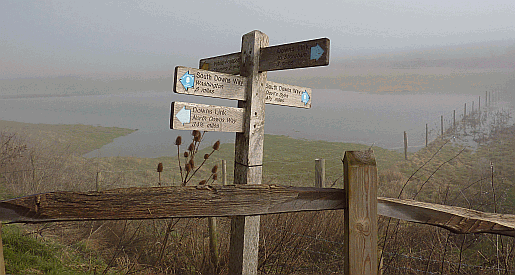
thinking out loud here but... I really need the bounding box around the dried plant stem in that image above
[185,149,215,183]
[154,219,180,268]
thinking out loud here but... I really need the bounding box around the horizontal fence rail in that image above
[0,185,346,223]
[2,186,515,237]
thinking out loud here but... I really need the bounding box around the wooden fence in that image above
[2,150,515,274]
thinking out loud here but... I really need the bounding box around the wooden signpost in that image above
[170,30,329,275]
[171,102,244,132]
[174,66,313,108]
[198,37,330,73]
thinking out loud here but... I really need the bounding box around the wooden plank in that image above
[377,197,515,237]
[170,102,244,132]
[0,185,346,223]
[265,81,312,108]
[199,52,241,75]
[3,187,515,238]
[174,67,312,108]
[174,66,246,100]
[259,38,330,72]
[229,29,268,275]
[344,150,378,275]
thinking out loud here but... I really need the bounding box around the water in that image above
[0,89,506,158]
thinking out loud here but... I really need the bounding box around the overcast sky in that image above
[2,0,514,79]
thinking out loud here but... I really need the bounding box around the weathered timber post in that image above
[344,151,378,275]
[441,115,444,137]
[221,160,227,185]
[403,131,408,160]
[0,224,5,275]
[425,123,428,147]
[172,30,328,274]
[208,217,220,272]
[95,171,99,191]
[229,30,268,275]
[464,103,467,118]
[453,110,456,131]
[315,158,326,187]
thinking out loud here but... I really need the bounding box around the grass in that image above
[90,134,405,190]
[0,120,135,155]
[2,224,113,274]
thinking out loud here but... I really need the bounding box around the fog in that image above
[2,0,515,79]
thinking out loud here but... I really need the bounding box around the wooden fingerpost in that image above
[344,151,378,275]
[229,30,268,275]
[315,158,326,187]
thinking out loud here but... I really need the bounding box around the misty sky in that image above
[2,0,514,79]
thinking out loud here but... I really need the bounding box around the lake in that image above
[0,89,510,158]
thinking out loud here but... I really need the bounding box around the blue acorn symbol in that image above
[180,71,195,90]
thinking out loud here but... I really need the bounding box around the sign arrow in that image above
[310,44,324,61]
[301,91,310,105]
[179,71,195,90]
[176,106,191,125]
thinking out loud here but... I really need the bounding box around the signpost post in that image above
[170,30,329,275]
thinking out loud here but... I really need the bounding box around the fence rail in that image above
[2,186,515,237]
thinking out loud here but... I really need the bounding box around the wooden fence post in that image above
[315,158,326,188]
[453,110,456,132]
[229,30,268,275]
[441,115,444,137]
[425,124,428,147]
[208,217,219,272]
[0,223,5,275]
[344,150,378,275]
[403,131,408,160]
[221,160,227,185]
[95,171,100,191]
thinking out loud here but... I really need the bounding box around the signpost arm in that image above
[229,30,268,275]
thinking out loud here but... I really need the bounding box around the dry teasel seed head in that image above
[185,163,192,172]
[184,151,189,158]
[188,142,195,152]
[194,135,201,142]
[204,153,210,160]
[211,165,218,173]
[175,136,182,146]
[189,159,195,168]
[157,162,163,173]
[192,130,200,137]
[213,140,220,151]
[213,173,218,181]
[199,180,207,185]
